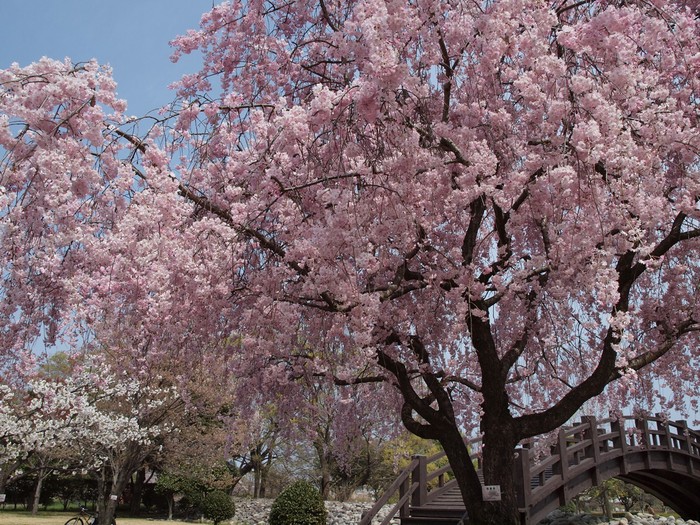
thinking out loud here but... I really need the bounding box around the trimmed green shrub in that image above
[201,490,236,525]
[269,480,327,525]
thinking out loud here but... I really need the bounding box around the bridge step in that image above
[406,484,466,524]
[401,517,464,525]
[411,505,465,516]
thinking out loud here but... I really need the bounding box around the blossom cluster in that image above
[0,359,177,469]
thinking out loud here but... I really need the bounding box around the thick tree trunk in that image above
[439,425,522,525]
[379,331,535,524]
[95,441,156,525]
[602,485,614,519]
[477,429,522,525]
[100,466,134,525]
[102,494,119,525]
[94,464,131,525]
[439,425,483,511]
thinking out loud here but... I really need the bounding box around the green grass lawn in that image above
[0,510,195,525]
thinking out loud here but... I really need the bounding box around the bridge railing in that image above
[523,414,700,517]
[359,415,700,524]
[358,436,482,525]
[358,455,418,525]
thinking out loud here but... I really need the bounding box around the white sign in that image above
[0,494,5,503]
[482,485,501,501]
[110,494,118,501]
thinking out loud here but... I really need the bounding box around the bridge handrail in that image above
[359,457,419,525]
[359,415,700,524]
[526,414,700,515]
[359,435,482,525]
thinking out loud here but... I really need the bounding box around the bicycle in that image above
[64,507,116,525]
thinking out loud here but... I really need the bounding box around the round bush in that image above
[269,480,327,525]
[201,490,235,525]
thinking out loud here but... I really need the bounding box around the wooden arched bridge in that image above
[359,415,700,525]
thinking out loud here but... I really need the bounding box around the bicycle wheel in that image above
[64,518,85,525]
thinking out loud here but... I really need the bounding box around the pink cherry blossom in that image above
[2,0,699,521]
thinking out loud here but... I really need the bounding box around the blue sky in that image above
[0,1,216,116]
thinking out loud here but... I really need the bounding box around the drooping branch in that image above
[111,127,314,281]
[375,333,458,432]
[438,137,470,166]
[501,263,552,372]
[477,199,514,283]
[623,318,699,375]
[270,172,360,194]
[515,212,700,439]
[556,0,596,15]
[318,0,339,32]
[376,348,435,418]
[501,325,531,375]
[619,212,699,304]
[514,325,620,438]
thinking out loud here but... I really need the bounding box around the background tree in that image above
[301,381,397,500]
[228,435,279,498]
[7,354,88,515]
[615,481,646,513]
[0,359,94,496]
[584,478,647,515]
[2,475,33,509]
[154,472,183,521]
[47,353,182,525]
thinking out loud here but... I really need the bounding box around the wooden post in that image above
[513,446,531,510]
[552,428,569,505]
[580,416,599,459]
[687,425,699,476]
[581,416,601,485]
[400,473,410,518]
[610,418,623,451]
[411,455,428,508]
[611,417,629,475]
[690,428,700,457]
[635,417,652,469]
[601,419,611,453]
